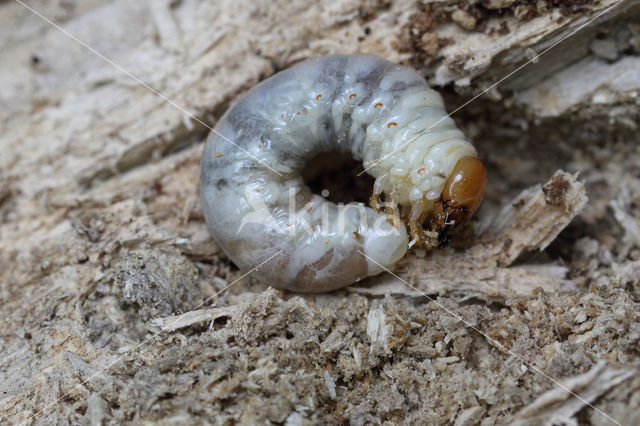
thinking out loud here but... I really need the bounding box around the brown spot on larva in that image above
[213,152,223,158]
[316,94,322,100]
[542,175,570,206]
[216,178,228,189]
[374,102,383,108]
[387,122,398,128]
[349,93,357,99]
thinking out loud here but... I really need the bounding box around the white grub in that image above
[200,54,480,292]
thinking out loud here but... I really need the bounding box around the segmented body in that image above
[200,54,479,292]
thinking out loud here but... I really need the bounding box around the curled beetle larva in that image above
[200,54,486,292]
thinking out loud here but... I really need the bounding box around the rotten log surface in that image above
[1,0,639,425]
[351,170,588,301]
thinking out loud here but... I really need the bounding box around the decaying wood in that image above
[428,0,640,122]
[351,170,586,301]
[508,361,635,425]
[159,169,586,329]
[151,305,235,332]
[1,0,639,424]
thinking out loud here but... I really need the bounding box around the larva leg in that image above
[369,173,388,211]
[384,189,402,230]
[406,201,438,249]
[408,201,425,247]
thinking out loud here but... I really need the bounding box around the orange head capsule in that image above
[441,156,486,213]
[430,156,487,247]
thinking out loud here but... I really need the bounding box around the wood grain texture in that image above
[1,1,638,424]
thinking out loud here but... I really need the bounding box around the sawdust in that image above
[0,0,638,425]
[401,0,599,70]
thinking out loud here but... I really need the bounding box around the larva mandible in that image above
[200,54,486,292]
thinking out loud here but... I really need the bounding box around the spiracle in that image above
[200,54,486,292]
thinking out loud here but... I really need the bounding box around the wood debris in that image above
[151,306,236,332]
[508,361,636,425]
[351,171,587,302]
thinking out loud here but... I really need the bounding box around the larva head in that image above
[441,156,486,213]
[430,156,486,247]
